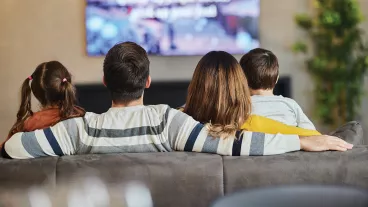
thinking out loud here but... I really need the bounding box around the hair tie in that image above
[62,78,67,83]
[28,76,33,80]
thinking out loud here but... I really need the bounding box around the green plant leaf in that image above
[295,14,313,30]
[292,0,368,127]
[292,42,308,53]
[321,10,341,27]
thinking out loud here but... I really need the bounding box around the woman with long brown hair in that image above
[1,61,85,148]
[184,51,251,138]
[183,51,353,151]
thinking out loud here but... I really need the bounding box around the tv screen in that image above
[85,0,260,56]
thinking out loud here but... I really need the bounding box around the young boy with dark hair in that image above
[239,48,363,145]
[240,48,316,130]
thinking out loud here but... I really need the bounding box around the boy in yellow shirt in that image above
[240,48,320,136]
[239,48,362,145]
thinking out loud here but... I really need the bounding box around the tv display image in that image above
[85,0,260,56]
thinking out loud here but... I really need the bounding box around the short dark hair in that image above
[239,48,279,90]
[103,42,150,104]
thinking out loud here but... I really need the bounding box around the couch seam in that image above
[54,156,60,188]
[221,155,225,196]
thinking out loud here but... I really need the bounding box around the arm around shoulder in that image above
[214,131,300,156]
[2,118,83,159]
[168,110,301,156]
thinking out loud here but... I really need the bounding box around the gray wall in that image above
[0,0,367,141]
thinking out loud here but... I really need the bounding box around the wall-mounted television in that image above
[85,0,260,56]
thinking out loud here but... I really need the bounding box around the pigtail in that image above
[7,78,33,137]
[59,79,85,119]
[59,80,76,118]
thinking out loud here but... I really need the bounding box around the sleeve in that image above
[167,109,301,156]
[241,115,321,136]
[2,118,82,159]
[293,102,316,130]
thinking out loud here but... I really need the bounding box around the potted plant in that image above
[292,0,368,128]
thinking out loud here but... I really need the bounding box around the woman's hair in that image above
[9,61,85,135]
[184,51,252,138]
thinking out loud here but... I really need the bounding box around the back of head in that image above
[239,48,279,90]
[31,61,75,108]
[184,51,251,138]
[9,61,83,136]
[103,42,150,104]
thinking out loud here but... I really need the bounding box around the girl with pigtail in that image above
[1,61,85,148]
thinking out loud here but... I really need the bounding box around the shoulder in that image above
[145,104,171,110]
[147,105,196,122]
[83,111,101,124]
[84,111,99,118]
[283,98,303,110]
[280,97,304,114]
[53,117,86,129]
[251,95,287,102]
[282,97,298,105]
[144,104,174,115]
[145,105,192,121]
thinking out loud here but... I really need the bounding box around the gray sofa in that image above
[1,146,368,207]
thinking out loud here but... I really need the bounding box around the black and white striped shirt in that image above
[3,105,300,159]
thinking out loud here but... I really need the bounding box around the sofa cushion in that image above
[330,121,363,145]
[56,152,224,207]
[0,156,58,188]
[223,146,368,194]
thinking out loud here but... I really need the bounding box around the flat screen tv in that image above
[85,0,260,56]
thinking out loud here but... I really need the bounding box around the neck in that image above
[250,89,274,96]
[111,97,144,108]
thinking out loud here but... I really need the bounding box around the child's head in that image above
[239,48,279,90]
[17,61,79,124]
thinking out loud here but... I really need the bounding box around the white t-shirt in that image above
[251,95,316,130]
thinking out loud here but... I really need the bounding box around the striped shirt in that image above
[2,105,300,159]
